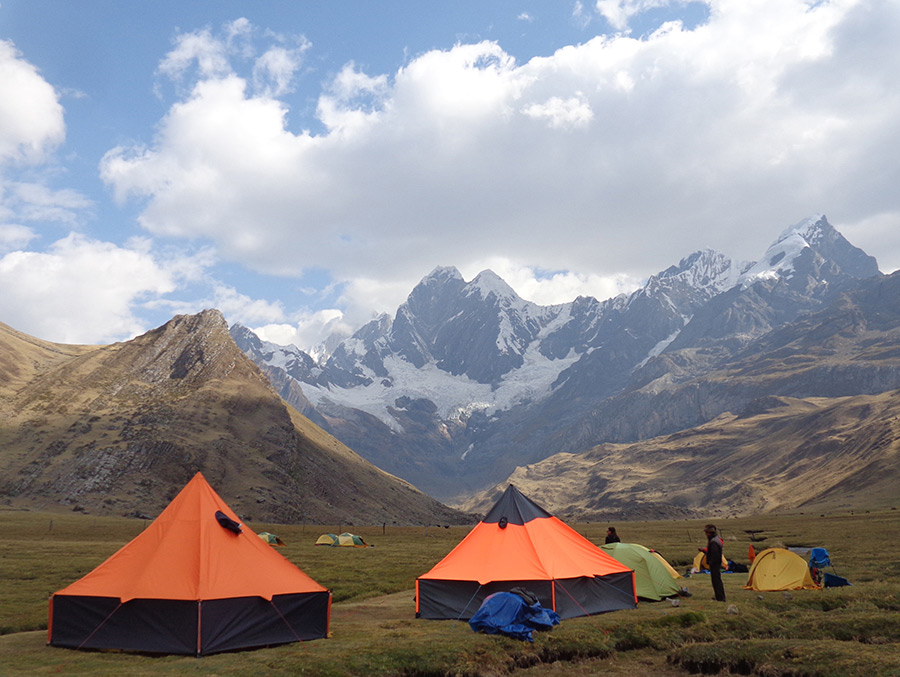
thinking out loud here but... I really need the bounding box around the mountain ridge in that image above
[234,214,896,506]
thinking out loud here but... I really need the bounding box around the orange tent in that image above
[48,472,330,655]
[416,485,636,620]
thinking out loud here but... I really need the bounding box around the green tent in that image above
[257,531,285,546]
[600,542,681,601]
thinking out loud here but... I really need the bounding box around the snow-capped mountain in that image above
[740,214,879,286]
[232,215,883,500]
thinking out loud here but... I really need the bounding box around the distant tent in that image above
[743,547,822,591]
[315,532,369,548]
[692,550,729,573]
[600,543,681,601]
[48,472,331,655]
[258,532,285,546]
[416,485,637,620]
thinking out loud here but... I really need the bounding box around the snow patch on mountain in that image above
[467,269,519,301]
[636,321,688,369]
[300,336,582,431]
[739,215,825,287]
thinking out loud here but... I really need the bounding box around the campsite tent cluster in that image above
[46,476,845,656]
[315,532,369,547]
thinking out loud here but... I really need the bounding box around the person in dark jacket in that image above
[605,527,621,544]
[700,524,726,601]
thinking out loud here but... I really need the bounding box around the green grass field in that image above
[1,508,898,675]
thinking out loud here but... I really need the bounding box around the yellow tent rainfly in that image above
[743,547,822,591]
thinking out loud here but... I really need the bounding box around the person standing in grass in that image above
[700,524,726,602]
[605,526,621,544]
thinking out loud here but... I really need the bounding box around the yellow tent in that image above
[650,550,682,579]
[742,548,821,591]
[691,550,728,573]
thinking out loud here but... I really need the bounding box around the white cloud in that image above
[522,93,594,129]
[96,3,900,329]
[156,28,233,83]
[205,284,285,324]
[0,234,175,344]
[0,223,36,252]
[253,308,353,353]
[595,0,674,32]
[336,276,421,328]
[0,40,65,164]
[460,257,641,305]
[252,44,308,98]
[573,2,592,29]
[6,181,93,226]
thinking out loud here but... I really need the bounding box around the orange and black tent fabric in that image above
[48,472,330,655]
[416,485,637,620]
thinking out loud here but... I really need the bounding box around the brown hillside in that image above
[457,391,900,519]
[0,322,94,392]
[0,311,468,525]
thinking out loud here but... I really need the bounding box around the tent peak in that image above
[482,485,552,526]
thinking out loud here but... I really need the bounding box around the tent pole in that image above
[450,584,482,629]
[72,600,123,651]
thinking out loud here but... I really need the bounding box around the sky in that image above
[1,1,899,351]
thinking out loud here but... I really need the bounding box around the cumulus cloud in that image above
[460,257,641,305]
[5,181,93,226]
[0,40,65,164]
[90,2,900,345]
[0,223,36,252]
[253,308,354,354]
[0,234,176,344]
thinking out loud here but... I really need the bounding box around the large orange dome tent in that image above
[48,472,331,655]
[416,485,637,620]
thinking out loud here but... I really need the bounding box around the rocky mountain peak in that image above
[740,214,880,287]
[465,269,521,304]
[656,248,745,294]
[776,213,830,246]
[422,265,465,284]
[120,309,239,387]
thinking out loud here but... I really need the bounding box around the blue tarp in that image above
[468,592,560,642]
[824,572,851,587]
[809,547,831,569]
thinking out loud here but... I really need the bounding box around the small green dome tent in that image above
[600,542,681,601]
